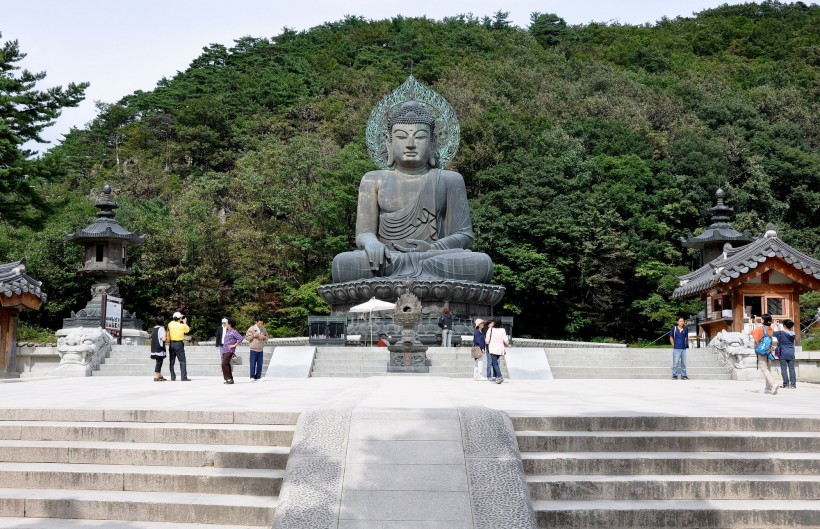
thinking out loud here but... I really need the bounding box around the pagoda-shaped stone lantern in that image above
[60,184,147,344]
[682,188,753,266]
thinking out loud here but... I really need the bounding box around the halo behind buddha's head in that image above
[366,75,460,170]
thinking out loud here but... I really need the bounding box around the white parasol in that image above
[349,297,396,345]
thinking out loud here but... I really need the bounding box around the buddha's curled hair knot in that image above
[387,101,436,137]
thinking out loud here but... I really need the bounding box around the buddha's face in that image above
[389,123,432,169]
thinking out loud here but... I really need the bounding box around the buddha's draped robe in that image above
[331,169,493,283]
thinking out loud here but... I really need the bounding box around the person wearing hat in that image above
[473,319,487,381]
[216,317,228,355]
[167,311,191,381]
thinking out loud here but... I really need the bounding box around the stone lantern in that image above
[61,184,147,343]
[681,188,753,267]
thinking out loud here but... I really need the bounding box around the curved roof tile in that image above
[0,259,47,303]
[673,235,820,298]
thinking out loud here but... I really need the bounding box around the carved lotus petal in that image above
[413,284,431,299]
[432,284,450,299]
[374,284,394,300]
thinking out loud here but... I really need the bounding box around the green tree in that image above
[0,34,88,226]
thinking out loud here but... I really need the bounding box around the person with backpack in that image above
[668,317,689,380]
[773,319,797,389]
[149,315,167,381]
[751,314,778,395]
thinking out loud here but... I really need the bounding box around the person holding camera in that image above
[773,319,797,389]
[244,317,268,381]
[167,311,191,381]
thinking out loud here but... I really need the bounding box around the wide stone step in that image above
[544,347,717,356]
[0,462,284,495]
[511,416,820,432]
[547,358,724,366]
[0,518,263,528]
[0,489,276,526]
[527,474,820,501]
[516,430,820,452]
[94,367,246,376]
[0,439,289,468]
[532,499,820,528]
[0,421,294,446]
[521,451,820,475]
[310,372,435,377]
[548,369,730,379]
[103,355,269,364]
[311,360,387,368]
[313,352,389,359]
[0,409,299,425]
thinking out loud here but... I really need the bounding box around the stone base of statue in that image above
[387,343,430,373]
[318,278,505,346]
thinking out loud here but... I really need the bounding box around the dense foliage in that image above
[0,33,87,227]
[2,2,818,341]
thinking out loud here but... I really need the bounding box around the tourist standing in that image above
[473,319,487,381]
[669,317,689,380]
[149,316,167,381]
[167,311,191,381]
[774,319,797,389]
[486,318,509,384]
[221,317,243,384]
[216,317,228,355]
[439,307,454,347]
[752,314,778,395]
[244,317,268,381]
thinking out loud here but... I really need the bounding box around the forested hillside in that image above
[2,1,818,341]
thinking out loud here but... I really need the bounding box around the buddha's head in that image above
[387,101,437,169]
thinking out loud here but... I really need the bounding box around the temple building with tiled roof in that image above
[0,258,46,375]
[674,223,820,343]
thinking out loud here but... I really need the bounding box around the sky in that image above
[5,0,751,152]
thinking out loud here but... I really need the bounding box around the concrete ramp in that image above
[266,346,316,378]
[272,407,536,529]
[505,347,553,380]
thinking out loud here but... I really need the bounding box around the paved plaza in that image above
[2,376,817,418]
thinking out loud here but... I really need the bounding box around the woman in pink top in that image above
[486,318,510,384]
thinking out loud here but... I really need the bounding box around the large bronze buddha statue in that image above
[331,97,493,284]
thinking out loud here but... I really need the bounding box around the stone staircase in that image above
[309,346,509,378]
[95,344,726,380]
[513,415,820,528]
[0,408,297,527]
[546,347,731,379]
[95,345,271,378]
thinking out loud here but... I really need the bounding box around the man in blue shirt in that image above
[669,317,689,380]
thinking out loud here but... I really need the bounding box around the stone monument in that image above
[319,76,505,343]
[60,184,148,345]
[387,290,430,373]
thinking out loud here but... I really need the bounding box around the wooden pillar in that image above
[733,290,744,332]
[0,308,20,373]
[794,292,801,346]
